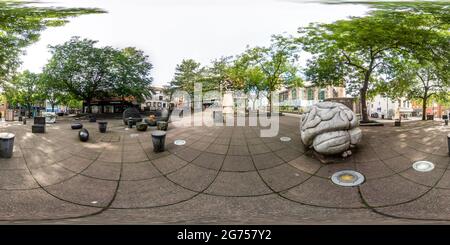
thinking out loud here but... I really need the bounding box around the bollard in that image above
[448,133,450,156]
[128,117,133,128]
[23,118,26,125]
[445,119,448,126]
[0,133,15,158]
[151,130,166,153]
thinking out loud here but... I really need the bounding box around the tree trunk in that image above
[360,74,370,122]
[360,89,369,122]
[422,97,427,121]
[86,99,92,114]
[268,91,272,114]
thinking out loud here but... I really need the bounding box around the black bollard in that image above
[151,130,166,153]
[79,128,89,142]
[128,117,133,128]
[448,134,450,156]
[23,118,26,125]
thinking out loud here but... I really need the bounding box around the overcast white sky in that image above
[20,0,369,86]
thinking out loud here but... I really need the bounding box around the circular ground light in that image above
[331,170,365,187]
[280,136,291,142]
[174,139,186,146]
[412,161,434,172]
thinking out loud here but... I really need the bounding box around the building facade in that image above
[141,86,173,111]
[367,95,413,119]
[278,82,346,109]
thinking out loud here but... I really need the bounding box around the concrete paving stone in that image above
[437,169,450,189]
[288,155,321,174]
[173,148,202,162]
[0,169,39,190]
[79,193,387,224]
[56,156,94,173]
[97,151,122,163]
[274,147,303,162]
[190,142,211,151]
[222,155,255,172]
[315,162,356,178]
[376,188,450,220]
[205,144,228,154]
[227,145,250,156]
[360,175,430,207]
[371,145,400,160]
[230,138,247,146]
[355,160,396,180]
[246,138,264,145]
[167,164,218,192]
[399,167,445,187]
[152,154,188,174]
[123,142,141,152]
[82,160,121,180]
[248,144,271,155]
[213,137,231,145]
[22,149,55,169]
[122,149,149,163]
[72,148,102,160]
[121,161,161,180]
[112,177,196,208]
[424,154,450,169]
[382,155,413,172]
[265,141,285,151]
[259,164,311,192]
[30,164,77,186]
[252,152,285,170]
[0,157,27,170]
[281,176,364,208]
[45,174,117,207]
[191,152,224,170]
[0,189,101,221]
[205,171,272,196]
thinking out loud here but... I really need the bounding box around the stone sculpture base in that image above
[309,150,353,164]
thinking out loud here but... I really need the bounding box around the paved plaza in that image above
[0,116,450,224]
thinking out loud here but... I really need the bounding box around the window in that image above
[291,89,297,100]
[159,96,163,101]
[319,90,325,100]
[307,88,314,100]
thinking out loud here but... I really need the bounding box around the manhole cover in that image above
[412,161,434,172]
[174,139,186,146]
[280,137,291,142]
[331,170,365,187]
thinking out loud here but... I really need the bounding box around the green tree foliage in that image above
[3,70,42,117]
[0,1,105,86]
[242,35,302,112]
[297,1,449,122]
[169,59,204,96]
[111,47,153,102]
[43,37,153,113]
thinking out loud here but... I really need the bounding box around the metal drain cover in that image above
[412,161,434,172]
[331,170,365,187]
[174,139,186,146]
[280,137,291,142]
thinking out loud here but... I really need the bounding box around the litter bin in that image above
[0,133,15,158]
[151,130,166,153]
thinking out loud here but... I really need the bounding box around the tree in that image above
[111,47,153,103]
[38,73,66,112]
[3,70,42,117]
[243,35,302,113]
[44,37,120,113]
[299,1,449,122]
[170,59,204,96]
[0,1,105,86]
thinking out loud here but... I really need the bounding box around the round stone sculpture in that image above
[79,128,89,142]
[300,101,362,156]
